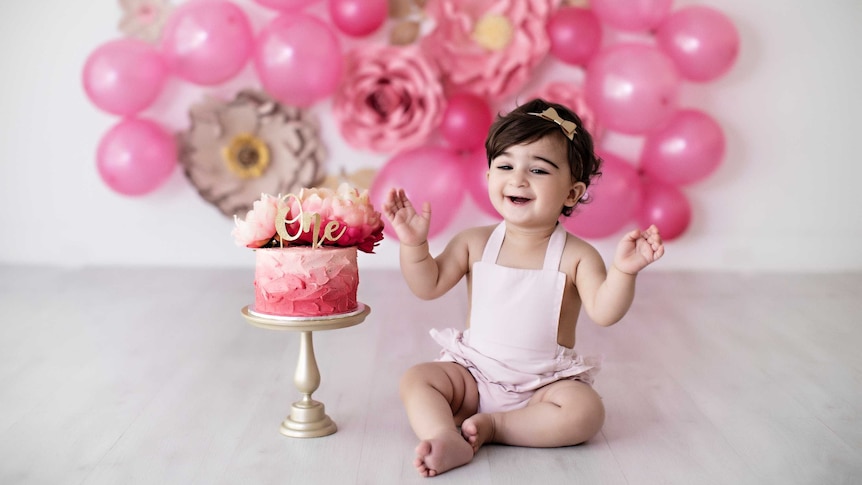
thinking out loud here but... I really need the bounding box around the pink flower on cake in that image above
[333,45,445,154]
[232,184,385,253]
[231,194,286,248]
[420,0,556,100]
[532,82,605,142]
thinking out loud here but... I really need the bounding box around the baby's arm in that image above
[383,188,470,300]
[576,226,664,326]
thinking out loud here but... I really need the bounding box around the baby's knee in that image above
[565,393,605,444]
[399,363,439,398]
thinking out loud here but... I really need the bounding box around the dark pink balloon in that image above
[546,7,602,66]
[637,179,692,240]
[461,149,501,220]
[161,0,254,85]
[254,14,342,107]
[656,6,740,82]
[585,43,680,134]
[82,38,167,116]
[640,109,725,186]
[440,93,493,151]
[370,146,466,241]
[590,0,673,32]
[562,152,641,239]
[253,0,320,11]
[96,118,176,196]
[329,0,388,37]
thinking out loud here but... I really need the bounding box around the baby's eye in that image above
[531,168,549,175]
[495,164,512,171]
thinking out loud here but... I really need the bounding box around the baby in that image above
[383,98,664,477]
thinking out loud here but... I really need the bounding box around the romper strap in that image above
[481,222,507,263]
[542,223,568,271]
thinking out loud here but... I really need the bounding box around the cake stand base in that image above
[241,304,370,439]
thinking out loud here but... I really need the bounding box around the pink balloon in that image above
[370,146,466,241]
[637,179,691,240]
[253,0,320,11]
[585,43,680,134]
[82,38,167,116]
[254,14,342,107]
[329,0,388,37]
[461,149,500,219]
[547,7,603,66]
[656,6,740,82]
[440,93,493,151]
[640,109,725,186]
[590,0,673,32]
[96,118,177,196]
[562,152,641,239]
[161,0,253,85]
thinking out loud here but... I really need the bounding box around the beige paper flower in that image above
[118,0,172,43]
[178,90,326,217]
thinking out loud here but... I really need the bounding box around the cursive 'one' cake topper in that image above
[232,183,385,253]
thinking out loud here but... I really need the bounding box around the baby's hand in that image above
[382,188,432,246]
[613,225,665,275]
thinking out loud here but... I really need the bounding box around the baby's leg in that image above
[400,362,479,477]
[462,380,604,450]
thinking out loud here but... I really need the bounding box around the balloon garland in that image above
[84,0,740,241]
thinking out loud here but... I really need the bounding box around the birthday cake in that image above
[233,184,384,318]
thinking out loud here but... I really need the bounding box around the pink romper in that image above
[431,222,600,414]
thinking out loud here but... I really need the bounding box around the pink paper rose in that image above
[420,0,556,100]
[333,45,445,154]
[532,81,605,141]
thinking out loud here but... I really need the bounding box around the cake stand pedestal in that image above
[241,304,370,438]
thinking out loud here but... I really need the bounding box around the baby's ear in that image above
[568,181,587,206]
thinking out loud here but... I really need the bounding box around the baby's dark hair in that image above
[485,98,603,216]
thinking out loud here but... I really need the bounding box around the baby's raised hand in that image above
[382,188,432,246]
[613,225,665,275]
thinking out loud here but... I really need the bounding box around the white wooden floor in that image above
[1,266,861,484]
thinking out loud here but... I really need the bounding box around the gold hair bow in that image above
[529,107,577,140]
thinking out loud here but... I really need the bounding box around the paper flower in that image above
[532,82,605,141]
[117,0,172,43]
[333,45,445,154]
[420,0,556,100]
[232,184,385,253]
[178,90,326,218]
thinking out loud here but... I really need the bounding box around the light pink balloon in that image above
[640,109,725,186]
[546,7,602,66]
[329,0,388,37]
[562,152,641,239]
[253,0,320,11]
[656,6,740,82]
[585,43,680,134]
[637,179,691,240]
[82,38,167,116]
[161,0,253,85]
[440,93,493,151]
[96,118,176,196]
[462,149,501,220]
[254,14,342,107]
[370,146,466,241]
[590,0,673,32]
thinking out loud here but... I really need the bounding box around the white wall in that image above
[0,0,860,272]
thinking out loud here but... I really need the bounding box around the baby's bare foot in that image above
[413,430,474,477]
[461,413,496,453]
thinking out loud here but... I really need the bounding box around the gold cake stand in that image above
[241,304,371,438]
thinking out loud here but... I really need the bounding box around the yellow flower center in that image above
[222,133,270,179]
[472,14,513,51]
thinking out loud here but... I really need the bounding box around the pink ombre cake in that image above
[233,184,384,320]
[253,246,359,317]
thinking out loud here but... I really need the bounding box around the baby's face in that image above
[487,135,580,228]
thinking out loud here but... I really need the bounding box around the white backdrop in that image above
[1,0,860,272]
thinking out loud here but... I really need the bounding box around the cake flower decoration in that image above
[232,183,385,253]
